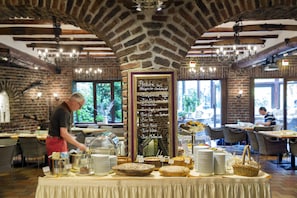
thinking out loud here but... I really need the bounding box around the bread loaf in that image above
[159,165,190,177]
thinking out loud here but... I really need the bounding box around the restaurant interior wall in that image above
[1,0,297,133]
[2,53,297,132]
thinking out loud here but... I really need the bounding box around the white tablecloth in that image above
[35,171,271,198]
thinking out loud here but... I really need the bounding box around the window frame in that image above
[73,80,123,124]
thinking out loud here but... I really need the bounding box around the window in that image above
[0,91,10,123]
[177,80,222,127]
[73,81,122,123]
[254,78,283,125]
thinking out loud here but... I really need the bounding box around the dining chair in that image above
[289,139,297,157]
[18,137,47,168]
[0,138,18,145]
[204,125,224,140]
[254,126,274,132]
[255,133,287,164]
[0,138,21,162]
[249,127,273,154]
[223,127,247,145]
[0,144,16,174]
[246,131,259,153]
[273,125,283,131]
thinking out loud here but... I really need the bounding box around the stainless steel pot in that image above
[49,157,69,176]
[70,153,82,170]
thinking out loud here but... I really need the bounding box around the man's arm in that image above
[60,127,87,151]
[262,120,272,126]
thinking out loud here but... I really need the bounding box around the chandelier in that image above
[37,48,80,64]
[188,61,216,74]
[37,16,81,65]
[74,67,102,75]
[215,20,257,64]
[133,0,167,11]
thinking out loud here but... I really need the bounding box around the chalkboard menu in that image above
[128,71,177,161]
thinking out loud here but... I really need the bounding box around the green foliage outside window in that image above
[73,81,122,123]
[183,90,199,113]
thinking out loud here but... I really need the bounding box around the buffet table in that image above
[35,171,271,198]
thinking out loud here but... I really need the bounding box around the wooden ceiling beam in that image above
[81,49,113,53]
[215,38,265,45]
[0,43,56,72]
[0,27,90,35]
[231,37,297,69]
[193,38,265,46]
[13,37,103,42]
[79,54,116,58]
[27,43,107,49]
[45,49,113,53]
[198,35,278,40]
[0,19,53,24]
[208,24,297,32]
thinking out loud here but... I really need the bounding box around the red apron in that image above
[46,136,68,157]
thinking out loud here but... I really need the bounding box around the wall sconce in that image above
[53,93,59,101]
[188,61,197,73]
[281,59,289,66]
[32,92,42,101]
[37,92,42,99]
[237,90,243,99]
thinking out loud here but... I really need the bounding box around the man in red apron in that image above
[46,92,87,157]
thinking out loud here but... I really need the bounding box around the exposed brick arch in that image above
[0,80,21,122]
[0,80,19,101]
[1,1,297,71]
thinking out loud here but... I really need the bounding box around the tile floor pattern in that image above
[0,153,296,198]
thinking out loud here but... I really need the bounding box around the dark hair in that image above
[259,107,267,112]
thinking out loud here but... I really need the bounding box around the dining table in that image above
[225,123,274,131]
[225,123,254,131]
[0,132,48,140]
[258,130,297,170]
[71,127,107,134]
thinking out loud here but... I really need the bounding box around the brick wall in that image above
[0,66,52,132]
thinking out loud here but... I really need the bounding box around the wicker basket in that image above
[232,145,260,177]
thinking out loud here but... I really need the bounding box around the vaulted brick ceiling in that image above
[0,0,297,71]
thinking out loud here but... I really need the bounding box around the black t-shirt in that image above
[49,102,72,137]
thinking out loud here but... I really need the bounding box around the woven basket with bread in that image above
[232,145,260,177]
[172,156,193,169]
[159,165,190,177]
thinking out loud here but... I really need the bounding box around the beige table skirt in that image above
[35,171,271,198]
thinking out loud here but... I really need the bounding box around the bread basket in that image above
[232,145,260,177]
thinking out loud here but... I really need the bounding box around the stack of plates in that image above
[109,155,117,170]
[214,152,226,175]
[193,145,210,171]
[91,154,110,176]
[196,149,214,176]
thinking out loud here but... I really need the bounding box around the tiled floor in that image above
[0,152,296,198]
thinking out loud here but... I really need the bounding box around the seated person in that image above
[256,107,276,126]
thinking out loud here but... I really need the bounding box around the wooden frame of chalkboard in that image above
[128,70,177,161]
